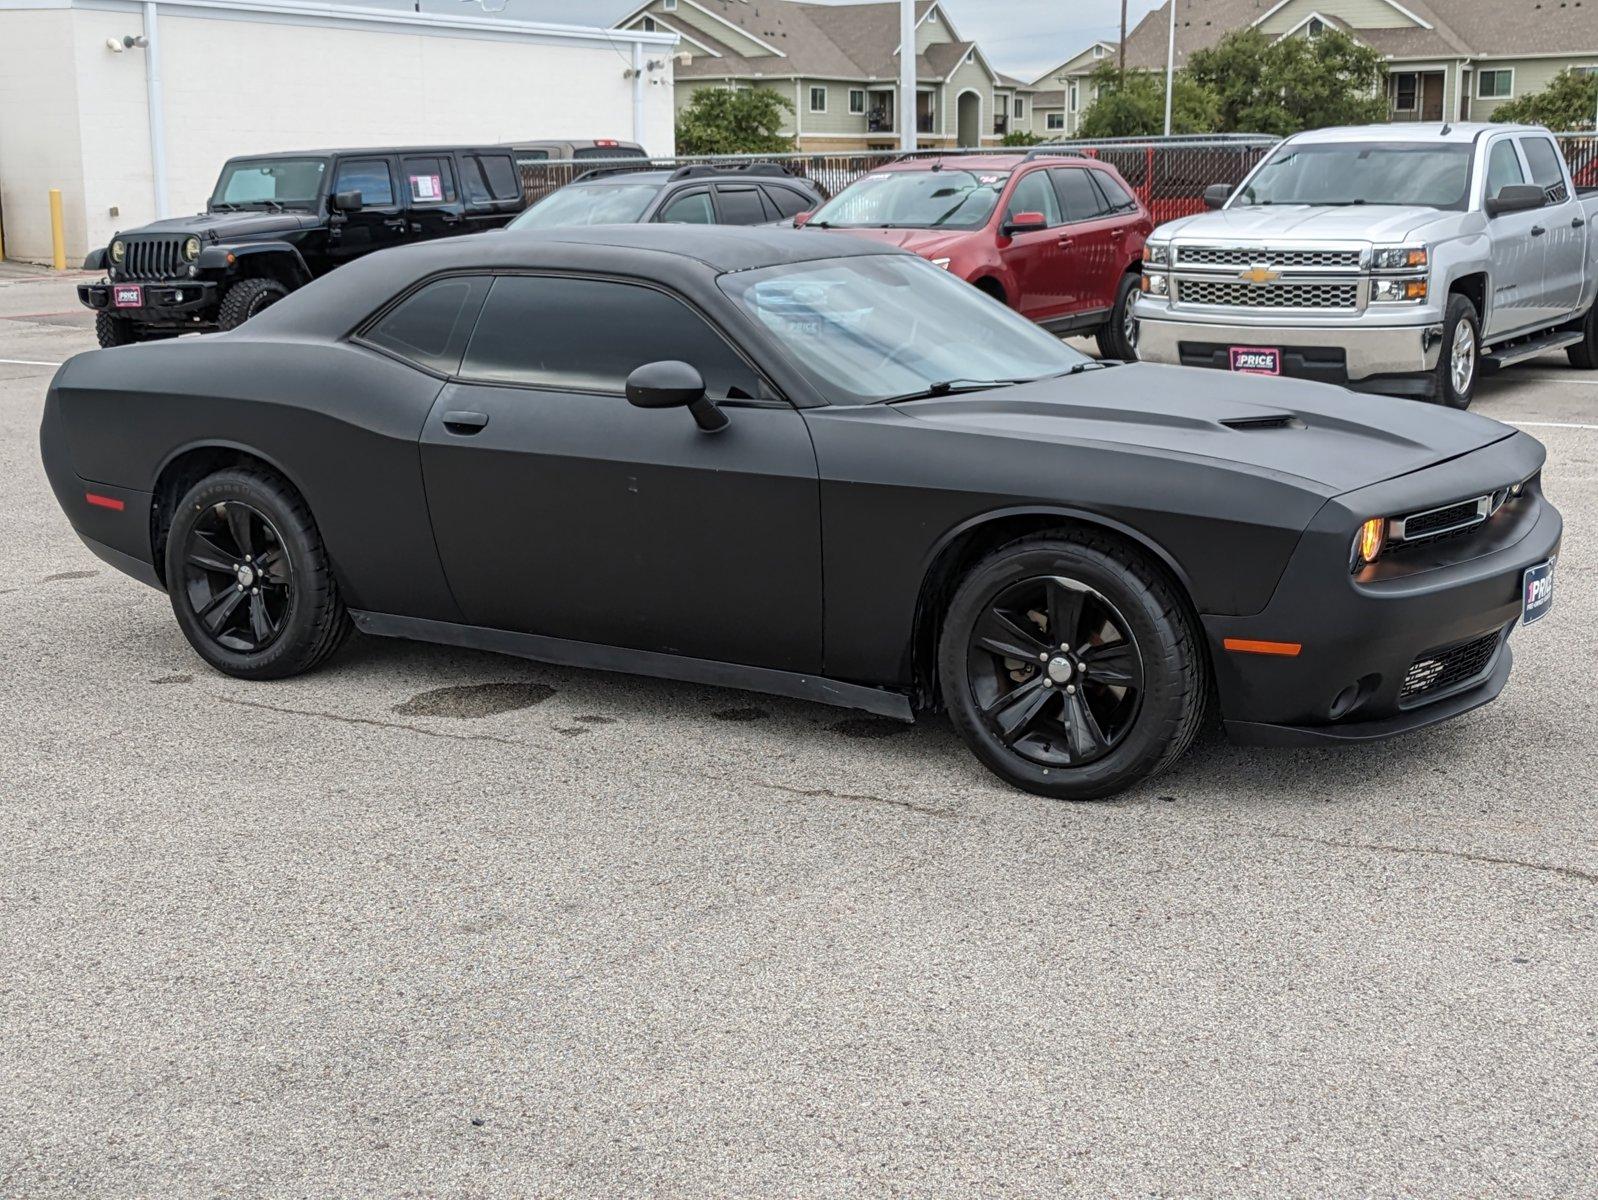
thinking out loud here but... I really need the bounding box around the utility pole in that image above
[1119,0,1127,71]
[900,0,916,153]
[1163,0,1177,137]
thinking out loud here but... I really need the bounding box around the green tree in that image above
[675,87,795,155]
[1491,68,1598,129]
[1077,64,1219,137]
[1001,129,1045,146]
[1186,28,1388,135]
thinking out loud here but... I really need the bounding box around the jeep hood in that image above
[894,363,1512,496]
[1159,204,1449,244]
[119,210,319,240]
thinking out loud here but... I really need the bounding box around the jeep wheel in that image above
[218,278,289,331]
[95,312,146,348]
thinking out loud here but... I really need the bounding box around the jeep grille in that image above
[120,236,186,281]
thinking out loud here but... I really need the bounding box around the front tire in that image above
[1567,303,1598,369]
[1436,293,1480,409]
[938,532,1207,800]
[164,467,350,680]
[1095,272,1141,361]
[217,278,289,331]
[95,311,145,348]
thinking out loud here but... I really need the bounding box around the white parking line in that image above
[0,358,61,367]
[1505,420,1598,431]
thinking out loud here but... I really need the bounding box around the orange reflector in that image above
[1223,638,1302,657]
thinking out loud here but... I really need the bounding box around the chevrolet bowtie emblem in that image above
[1239,264,1280,285]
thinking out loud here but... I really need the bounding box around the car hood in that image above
[119,210,319,240]
[894,363,1512,496]
[815,226,976,259]
[1159,204,1448,244]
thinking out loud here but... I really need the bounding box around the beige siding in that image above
[943,53,991,145]
[916,6,950,54]
[657,1,778,59]
[1465,56,1598,122]
[1258,0,1419,34]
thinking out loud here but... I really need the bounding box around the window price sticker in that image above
[410,173,442,202]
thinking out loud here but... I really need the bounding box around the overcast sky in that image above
[417,0,1165,82]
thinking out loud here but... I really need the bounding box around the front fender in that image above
[83,248,107,271]
[197,242,312,286]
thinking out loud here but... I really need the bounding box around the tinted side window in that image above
[658,189,715,224]
[402,157,457,205]
[1520,136,1569,202]
[763,185,812,219]
[461,275,764,400]
[1485,140,1526,197]
[363,276,491,374]
[460,156,492,205]
[1005,170,1062,225]
[1054,168,1108,221]
[1091,170,1136,211]
[482,155,521,201]
[716,186,767,225]
[335,158,394,207]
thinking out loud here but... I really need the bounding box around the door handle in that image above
[441,212,464,226]
[1056,233,1073,245]
[383,217,408,231]
[442,410,489,433]
[1530,225,1547,237]
[1575,217,1587,229]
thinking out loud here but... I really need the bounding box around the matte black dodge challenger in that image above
[41,226,1561,799]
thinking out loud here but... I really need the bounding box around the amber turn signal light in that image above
[1355,516,1386,566]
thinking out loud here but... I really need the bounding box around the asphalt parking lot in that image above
[1,262,1594,1198]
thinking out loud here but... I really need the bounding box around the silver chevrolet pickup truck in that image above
[1133,122,1598,408]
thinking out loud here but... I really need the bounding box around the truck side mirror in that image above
[625,360,728,433]
[331,190,364,212]
[1485,183,1545,218]
[1203,183,1232,209]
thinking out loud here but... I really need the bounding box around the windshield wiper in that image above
[883,378,1025,403]
[1063,361,1113,375]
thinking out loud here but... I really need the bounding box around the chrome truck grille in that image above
[1174,245,1362,270]
[1176,280,1360,310]
[120,236,186,281]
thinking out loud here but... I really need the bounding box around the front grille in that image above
[1177,279,1359,310]
[1399,500,1482,541]
[1399,630,1501,702]
[121,236,186,281]
[1175,245,1361,270]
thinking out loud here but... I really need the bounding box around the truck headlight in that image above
[182,236,202,262]
[1143,241,1170,266]
[1372,246,1427,271]
[1141,273,1169,297]
[1371,279,1427,303]
[109,238,126,265]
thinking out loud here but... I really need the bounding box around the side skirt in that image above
[349,610,916,722]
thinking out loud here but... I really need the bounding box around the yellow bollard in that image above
[49,188,66,271]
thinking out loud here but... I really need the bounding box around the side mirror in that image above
[1485,183,1546,218]
[331,189,364,212]
[793,211,813,228]
[1003,210,1047,236]
[1204,183,1232,209]
[625,360,728,433]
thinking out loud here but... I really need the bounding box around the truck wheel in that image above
[938,531,1207,801]
[1435,293,1480,410]
[218,278,289,331]
[1567,304,1598,369]
[1095,273,1141,361]
[95,312,144,348]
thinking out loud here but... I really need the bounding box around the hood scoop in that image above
[1221,413,1305,432]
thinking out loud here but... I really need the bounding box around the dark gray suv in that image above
[510,163,823,230]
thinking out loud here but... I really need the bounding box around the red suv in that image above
[800,154,1151,359]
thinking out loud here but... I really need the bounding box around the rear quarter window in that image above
[362,276,491,375]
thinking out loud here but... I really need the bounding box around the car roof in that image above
[494,224,893,270]
[222,146,513,160]
[1287,122,1515,145]
[874,153,1099,172]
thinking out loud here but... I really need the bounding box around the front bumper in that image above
[1207,432,1560,747]
[78,280,219,325]
[1133,304,1444,393]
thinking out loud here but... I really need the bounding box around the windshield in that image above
[720,255,1088,405]
[509,183,659,228]
[211,158,328,209]
[1236,142,1473,210]
[810,169,1010,230]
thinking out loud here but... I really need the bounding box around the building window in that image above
[1306,17,1324,37]
[1014,97,1024,118]
[1477,69,1514,100]
[663,0,677,8]
[1392,72,1418,112]
[809,86,827,113]
[849,88,865,115]
[1093,44,1104,57]
[1047,112,1065,131]
[642,15,655,30]
[1069,81,1079,112]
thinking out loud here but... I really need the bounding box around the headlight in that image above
[1143,241,1170,266]
[1371,278,1428,303]
[1372,246,1427,271]
[182,236,201,262]
[930,257,951,270]
[109,239,125,265]
[1141,272,1169,297]
[1351,517,1387,570]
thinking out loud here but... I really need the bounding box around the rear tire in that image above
[1567,303,1598,369]
[164,467,350,680]
[1096,272,1141,361]
[938,531,1207,801]
[217,278,289,331]
[1435,293,1480,409]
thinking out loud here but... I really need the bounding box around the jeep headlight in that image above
[109,238,126,265]
[1143,241,1170,266]
[1372,246,1427,271]
[182,236,202,262]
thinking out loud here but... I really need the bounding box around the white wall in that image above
[0,0,676,261]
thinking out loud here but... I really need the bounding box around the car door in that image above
[416,272,824,672]
[400,155,467,240]
[654,187,715,224]
[326,156,408,263]
[1050,167,1125,322]
[457,152,524,232]
[1519,133,1585,321]
[1481,135,1548,338]
[996,167,1070,321]
[762,184,815,223]
[712,184,771,226]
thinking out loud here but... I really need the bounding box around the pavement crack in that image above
[218,695,520,745]
[733,776,960,819]
[1262,832,1597,886]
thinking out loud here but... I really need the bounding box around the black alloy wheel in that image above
[180,500,292,653]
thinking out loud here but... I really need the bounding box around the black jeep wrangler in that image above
[78,145,527,347]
